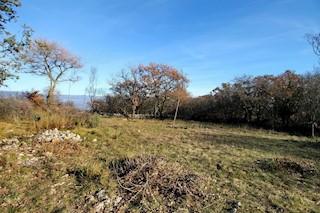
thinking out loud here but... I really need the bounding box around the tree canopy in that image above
[306,33,320,58]
[0,0,21,33]
[0,0,33,86]
[110,63,189,118]
[21,38,83,105]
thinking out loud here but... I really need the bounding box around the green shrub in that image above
[32,114,41,121]
[88,113,100,128]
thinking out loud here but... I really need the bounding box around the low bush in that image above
[87,113,101,128]
[32,105,102,130]
[0,97,34,121]
[33,106,82,130]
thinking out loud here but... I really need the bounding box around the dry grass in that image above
[0,117,319,212]
[0,96,101,133]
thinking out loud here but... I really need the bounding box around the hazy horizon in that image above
[0,90,91,109]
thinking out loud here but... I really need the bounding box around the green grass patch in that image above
[0,118,319,212]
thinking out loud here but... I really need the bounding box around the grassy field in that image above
[0,117,319,212]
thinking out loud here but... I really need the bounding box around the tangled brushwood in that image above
[256,157,318,177]
[109,155,209,212]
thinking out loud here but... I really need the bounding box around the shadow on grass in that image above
[191,133,320,161]
[67,168,101,186]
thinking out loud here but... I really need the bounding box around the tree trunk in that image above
[311,115,316,137]
[131,104,137,118]
[173,98,180,126]
[153,100,159,118]
[46,82,57,106]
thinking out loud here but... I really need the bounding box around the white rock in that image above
[96,189,108,200]
[114,196,122,206]
[94,201,106,212]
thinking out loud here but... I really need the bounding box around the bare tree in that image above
[302,70,320,137]
[305,32,320,136]
[86,67,98,105]
[138,63,189,118]
[233,75,255,122]
[270,70,303,127]
[111,65,147,117]
[21,39,83,105]
[110,63,189,118]
[305,33,320,58]
[105,94,131,115]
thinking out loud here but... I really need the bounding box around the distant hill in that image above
[0,91,89,109]
[0,90,23,97]
[59,94,89,109]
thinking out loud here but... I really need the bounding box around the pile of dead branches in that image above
[109,155,208,212]
[257,157,318,176]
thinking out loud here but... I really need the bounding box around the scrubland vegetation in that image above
[0,99,319,212]
[0,1,320,212]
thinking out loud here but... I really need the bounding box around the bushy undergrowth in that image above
[32,105,84,130]
[0,96,101,130]
[0,97,34,121]
[33,109,102,130]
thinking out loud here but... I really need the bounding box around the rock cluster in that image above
[84,189,122,212]
[0,138,20,150]
[17,154,40,167]
[1,128,82,149]
[0,129,82,170]
[35,128,82,142]
[0,128,83,172]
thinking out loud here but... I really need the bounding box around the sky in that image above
[3,0,320,96]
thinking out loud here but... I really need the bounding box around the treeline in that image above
[91,69,320,136]
[88,32,320,137]
[178,70,320,136]
[3,1,319,136]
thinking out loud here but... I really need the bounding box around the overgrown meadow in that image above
[0,99,319,212]
[0,2,319,212]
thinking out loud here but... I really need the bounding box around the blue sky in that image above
[4,0,320,96]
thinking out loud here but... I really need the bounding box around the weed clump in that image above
[87,113,101,128]
[256,157,318,176]
[109,155,209,212]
